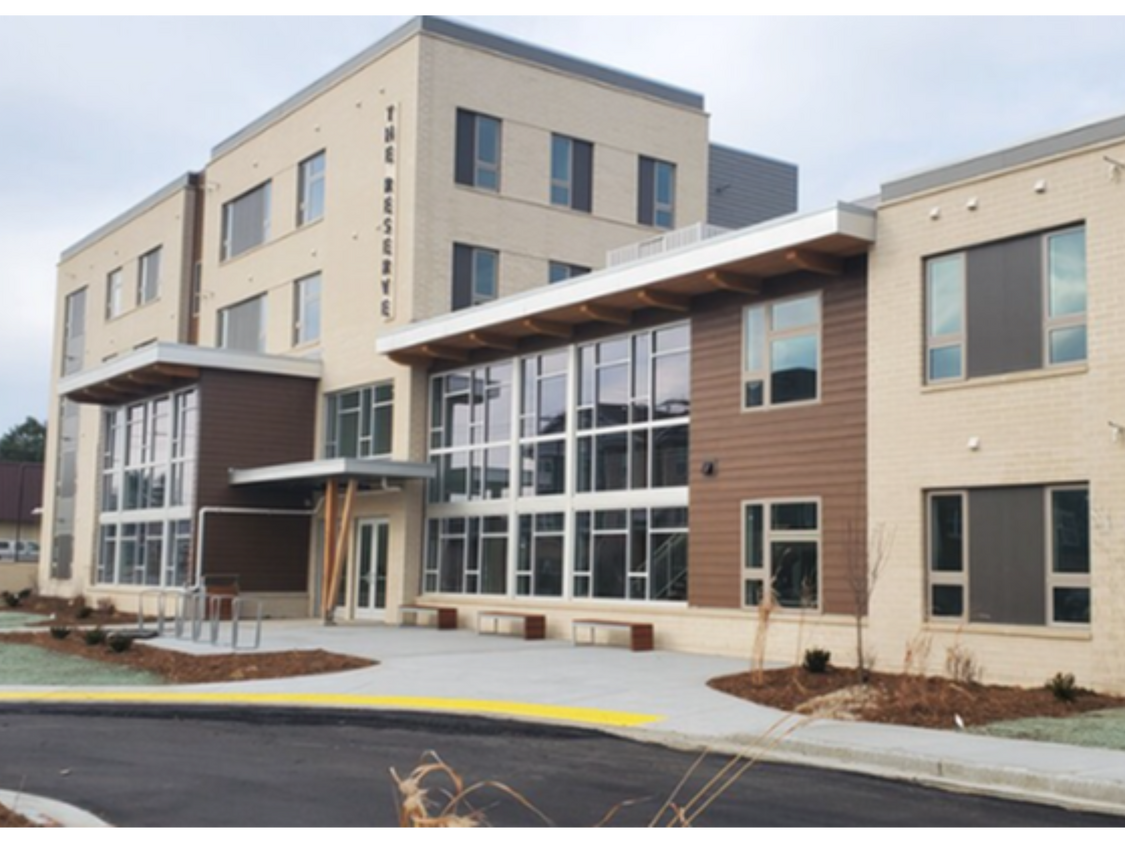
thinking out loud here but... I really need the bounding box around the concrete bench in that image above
[478,611,546,641]
[399,604,458,630]
[572,619,654,652]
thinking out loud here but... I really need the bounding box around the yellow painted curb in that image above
[0,691,662,729]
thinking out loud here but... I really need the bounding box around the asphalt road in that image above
[0,705,1119,827]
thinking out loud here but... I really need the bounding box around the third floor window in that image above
[455,109,501,191]
[221,181,271,261]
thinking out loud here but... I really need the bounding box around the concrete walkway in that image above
[2,619,1125,817]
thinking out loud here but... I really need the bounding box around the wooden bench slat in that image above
[572,619,654,652]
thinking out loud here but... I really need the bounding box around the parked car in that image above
[0,540,39,562]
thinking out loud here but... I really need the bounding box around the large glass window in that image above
[574,507,687,602]
[743,500,820,610]
[743,294,820,409]
[221,181,271,261]
[425,325,690,604]
[97,388,197,588]
[926,486,1090,627]
[325,382,394,460]
[924,225,1086,383]
[577,324,689,492]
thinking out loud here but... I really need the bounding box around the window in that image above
[425,516,509,596]
[452,244,498,310]
[455,109,501,191]
[62,288,87,376]
[106,268,124,319]
[221,181,271,261]
[293,273,322,346]
[743,500,820,610]
[743,294,821,409]
[520,352,568,497]
[517,513,565,597]
[297,151,326,226]
[574,507,688,602]
[576,324,690,493]
[137,247,162,306]
[217,294,266,353]
[549,261,591,284]
[638,156,675,229]
[550,134,593,212]
[325,382,394,459]
[924,225,1086,382]
[926,485,1090,627]
[97,388,197,588]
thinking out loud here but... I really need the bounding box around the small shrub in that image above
[107,635,133,654]
[83,627,107,647]
[2,591,20,608]
[1047,672,1080,703]
[802,648,832,674]
[76,606,94,620]
[16,588,32,601]
[95,599,116,616]
[944,643,983,685]
[49,626,72,640]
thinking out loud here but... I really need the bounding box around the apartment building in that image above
[867,116,1125,691]
[41,18,797,623]
[378,112,1125,693]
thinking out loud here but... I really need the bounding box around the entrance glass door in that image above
[354,519,389,619]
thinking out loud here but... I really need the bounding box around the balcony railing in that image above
[606,222,730,268]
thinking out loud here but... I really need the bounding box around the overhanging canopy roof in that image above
[376,203,876,365]
[59,343,322,405]
[228,458,435,490]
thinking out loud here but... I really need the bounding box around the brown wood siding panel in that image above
[195,370,318,592]
[688,260,868,615]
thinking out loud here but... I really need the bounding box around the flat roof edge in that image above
[377,202,874,355]
[211,16,704,160]
[59,343,322,398]
[882,112,1125,202]
[60,173,198,263]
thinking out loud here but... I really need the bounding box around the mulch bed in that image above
[0,631,375,685]
[0,595,140,627]
[0,803,36,828]
[709,667,1125,730]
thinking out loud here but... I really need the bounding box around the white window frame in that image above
[471,247,498,306]
[1047,484,1091,627]
[925,252,966,383]
[925,490,968,622]
[137,247,162,307]
[742,292,822,411]
[221,181,272,261]
[297,151,326,227]
[217,294,267,353]
[742,498,822,612]
[1043,226,1087,368]
[106,267,124,320]
[293,272,322,347]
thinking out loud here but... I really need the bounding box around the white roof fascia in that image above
[229,458,436,486]
[377,203,876,356]
[59,343,322,398]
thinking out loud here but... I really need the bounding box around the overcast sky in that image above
[3,15,1125,436]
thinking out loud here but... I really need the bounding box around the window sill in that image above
[740,396,822,415]
[923,620,1092,642]
[923,363,1087,395]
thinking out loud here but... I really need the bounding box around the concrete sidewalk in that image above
[2,619,1124,817]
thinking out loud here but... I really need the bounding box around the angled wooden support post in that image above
[321,479,338,622]
[325,479,358,625]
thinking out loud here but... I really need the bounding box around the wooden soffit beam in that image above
[785,249,842,276]
[706,271,762,295]
[579,303,632,326]
[636,289,690,313]
[467,331,519,353]
[418,344,469,363]
[522,318,572,339]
